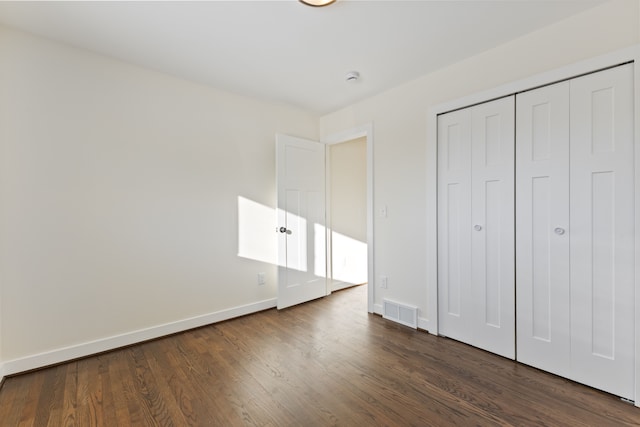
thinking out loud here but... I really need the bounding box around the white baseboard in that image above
[1,298,277,378]
[373,303,383,315]
[418,317,436,335]
[332,281,365,292]
[331,281,350,292]
[0,362,7,384]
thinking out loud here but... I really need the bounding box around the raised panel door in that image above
[438,108,473,344]
[469,97,515,359]
[276,134,327,309]
[515,81,571,376]
[569,64,635,400]
[438,97,515,359]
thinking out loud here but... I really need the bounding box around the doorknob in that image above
[554,227,566,235]
[474,224,482,231]
[279,227,292,235]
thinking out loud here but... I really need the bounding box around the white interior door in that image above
[437,107,473,346]
[276,134,327,309]
[469,97,515,359]
[516,81,572,377]
[516,64,635,400]
[569,64,635,400]
[438,96,515,359]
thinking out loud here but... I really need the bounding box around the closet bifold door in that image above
[438,96,515,359]
[569,64,634,400]
[515,81,572,377]
[516,63,634,400]
[437,107,473,348]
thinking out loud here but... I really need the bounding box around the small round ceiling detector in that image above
[346,71,360,82]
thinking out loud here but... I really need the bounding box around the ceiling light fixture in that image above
[299,0,336,7]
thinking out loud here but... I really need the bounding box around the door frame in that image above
[323,123,374,313]
[427,45,640,406]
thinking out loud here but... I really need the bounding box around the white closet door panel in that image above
[470,96,515,359]
[438,108,473,343]
[515,82,571,376]
[569,64,634,400]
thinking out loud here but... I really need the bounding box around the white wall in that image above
[319,0,640,326]
[2,0,639,375]
[329,137,367,287]
[0,25,318,368]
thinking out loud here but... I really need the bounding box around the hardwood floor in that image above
[0,284,638,426]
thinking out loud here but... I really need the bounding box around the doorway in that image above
[328,137,367,292]
[324,124,374,313]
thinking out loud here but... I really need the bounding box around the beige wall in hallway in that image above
[330,137,367,286]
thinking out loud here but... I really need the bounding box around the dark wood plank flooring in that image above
[0,284,638,426]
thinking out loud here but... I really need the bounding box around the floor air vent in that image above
[382,299,418,329]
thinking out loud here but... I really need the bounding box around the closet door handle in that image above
[554,227,566,236]
[474,224,482,231]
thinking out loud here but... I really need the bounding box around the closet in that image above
[437,63,635,400]
[437,96,515,360]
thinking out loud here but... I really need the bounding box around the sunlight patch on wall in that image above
[237,196,277,265]
[331,231,367,284]
[238,196,334,279]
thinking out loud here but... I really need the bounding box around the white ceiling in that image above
[0,0,605,114]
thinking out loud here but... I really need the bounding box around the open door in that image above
[276,134,327,309]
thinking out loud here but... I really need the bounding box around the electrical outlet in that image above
[257,273,266,286]
[380,275,388,289]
